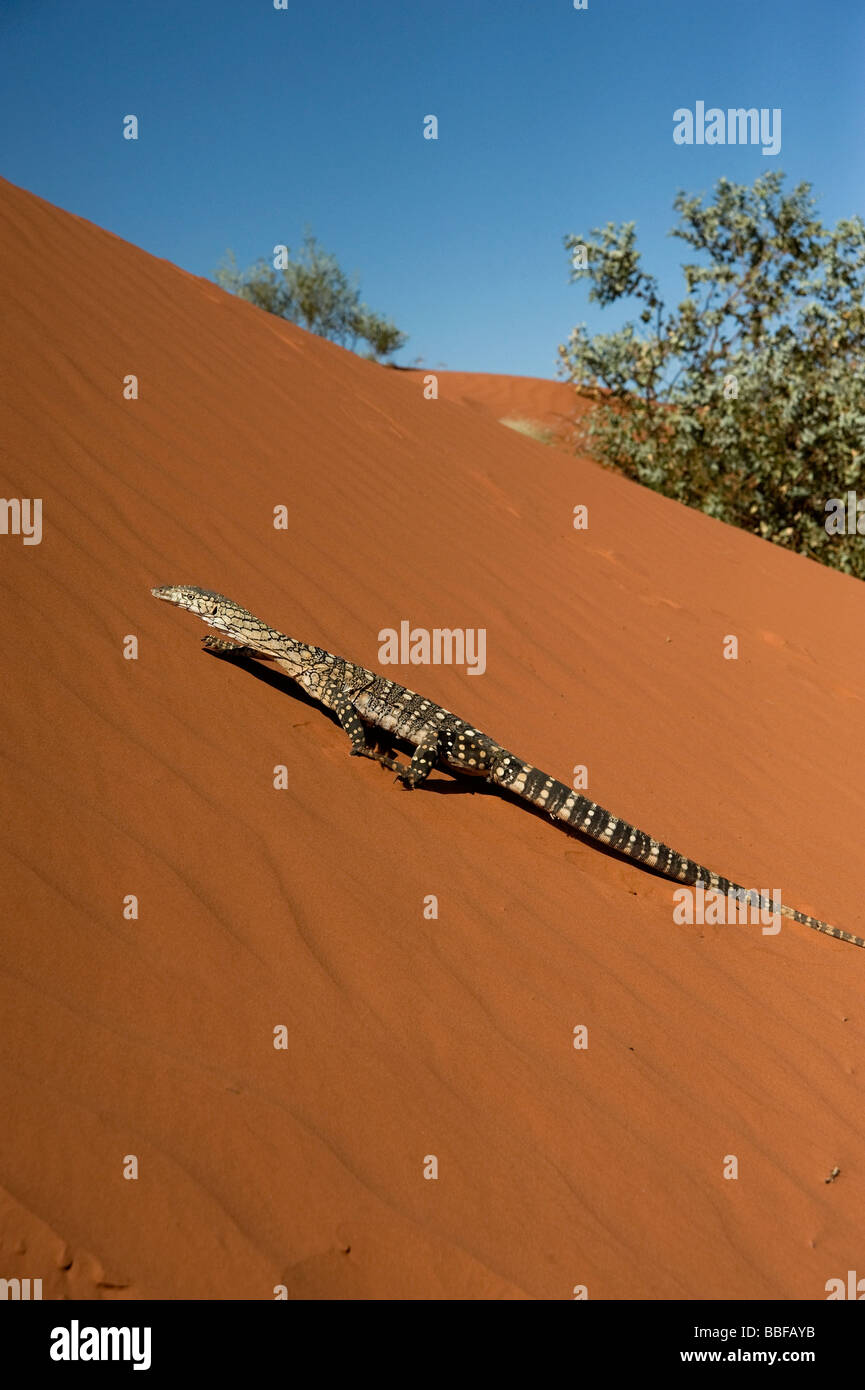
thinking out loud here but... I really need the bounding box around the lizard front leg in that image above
[202,636,255,657]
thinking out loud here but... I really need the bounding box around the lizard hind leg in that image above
[331,692,403,773]
[394,739,441,789]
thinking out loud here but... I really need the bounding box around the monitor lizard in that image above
[151,585,865,951]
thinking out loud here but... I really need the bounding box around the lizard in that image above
[151,584,865,951]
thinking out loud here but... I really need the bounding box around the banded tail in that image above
[492,756,865,949]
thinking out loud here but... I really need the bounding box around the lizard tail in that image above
[494,759,865,949]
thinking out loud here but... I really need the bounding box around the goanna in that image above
[152,585,865,951]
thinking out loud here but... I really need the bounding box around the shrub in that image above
[558,173,865,578]
[215,233,408,363]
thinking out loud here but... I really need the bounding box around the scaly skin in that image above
[152,585,865,951]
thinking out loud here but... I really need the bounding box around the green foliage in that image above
[559,173,865,579]
[215,233,408,362]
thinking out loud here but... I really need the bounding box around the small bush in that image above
[215,233,407,363]
[558,172,865,579]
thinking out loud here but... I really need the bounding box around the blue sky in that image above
[1,0,862,376]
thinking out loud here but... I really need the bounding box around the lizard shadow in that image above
[208,647,481,783]
[209,647,655,881]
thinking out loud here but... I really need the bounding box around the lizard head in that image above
[151,585,240,635]
[152,585,291,660]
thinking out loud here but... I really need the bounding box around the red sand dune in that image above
[2,175,865,1301]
